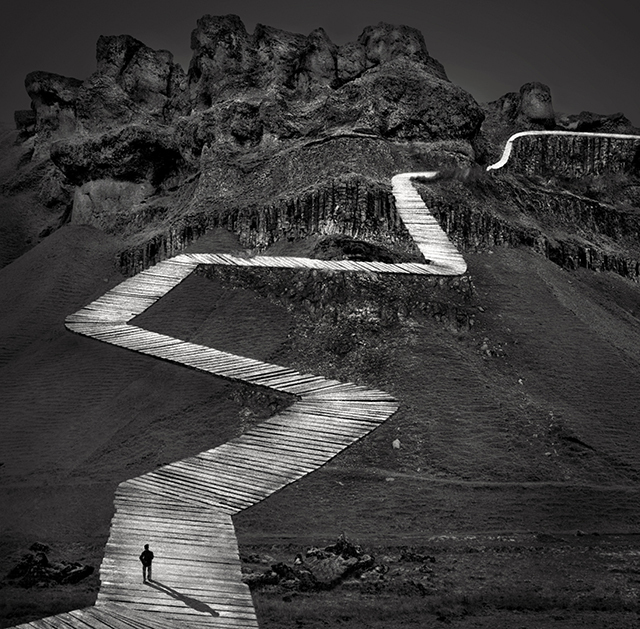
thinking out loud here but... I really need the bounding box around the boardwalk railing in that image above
[13,172,466,629]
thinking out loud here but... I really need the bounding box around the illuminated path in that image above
[14,127,640,627]
[13,172,466,629]
[486,129,640,172]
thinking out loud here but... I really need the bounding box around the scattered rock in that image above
[243,534,377,592]
[5,545,94,588]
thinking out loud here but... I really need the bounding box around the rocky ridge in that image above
[6,14,640,282]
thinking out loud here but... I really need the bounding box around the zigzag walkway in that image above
[17,127,640,626]
[13,172,465,629]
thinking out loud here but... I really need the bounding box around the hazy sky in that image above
[2,0,639,125]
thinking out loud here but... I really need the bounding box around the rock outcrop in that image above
[11,13,640,285]
[76,34,189,131]
[242,535,376,592]
[5,543,94,588]
[14,15,485,245]
[485,81,555,130]
[22,15,484,150]
[50,125,184,186]
[25,71,84,138]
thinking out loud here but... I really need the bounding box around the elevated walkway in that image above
[13,172,465,629]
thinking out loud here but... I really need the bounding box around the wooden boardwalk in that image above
[13,172,465,629]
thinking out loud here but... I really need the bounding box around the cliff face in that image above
[6,14,640,284]
[417,168,640,282]
[501,133,640,177]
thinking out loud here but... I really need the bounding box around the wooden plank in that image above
[163,458,288,493]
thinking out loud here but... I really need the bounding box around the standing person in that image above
[139,544,154,583]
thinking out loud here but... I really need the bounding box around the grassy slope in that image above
[2,228,640,627]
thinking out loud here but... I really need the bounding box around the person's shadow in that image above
[147,580,220,617]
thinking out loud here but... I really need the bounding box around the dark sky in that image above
[2,0,639,125]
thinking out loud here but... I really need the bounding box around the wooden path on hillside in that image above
[13,172,465,629]
[486,130,640,172]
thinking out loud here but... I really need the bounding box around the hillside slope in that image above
[2,222,640,627]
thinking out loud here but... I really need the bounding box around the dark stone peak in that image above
[190,13,251,55]
[17,12,485,207]
[96,34,147,76]
[518,82,554,126]
[486,82,555,129]
[358,22,428,65]
[187,15,449,100]
[357,22,448,80]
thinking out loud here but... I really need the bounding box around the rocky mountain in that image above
[6,14,639,279]
[3,14,640,629]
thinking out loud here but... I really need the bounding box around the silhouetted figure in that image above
[139,544,154,583]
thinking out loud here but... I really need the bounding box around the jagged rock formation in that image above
[24,71,84,139]
[6,14,640,285]
[12,15,484,254]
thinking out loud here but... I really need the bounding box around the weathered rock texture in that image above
[484,82,555,130]
[117,175,419,275]
[76,35,188,131]
[13,14,488,261]
[10,13,640,287]
[50,125,184,186]
[504,134,640,177]
[417,174,640,281]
